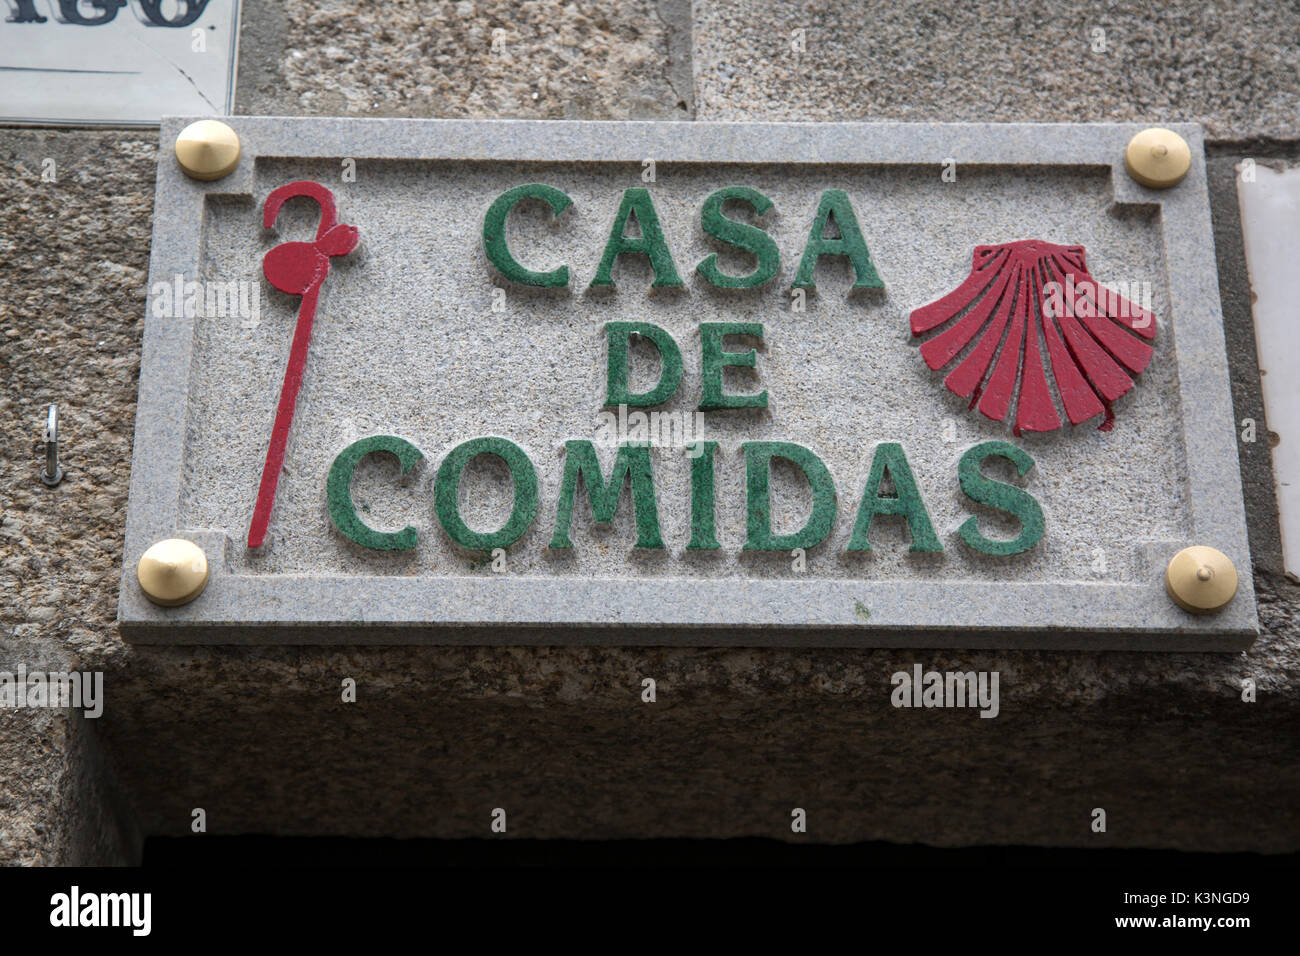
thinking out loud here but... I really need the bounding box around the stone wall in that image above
[1,0,1297,864]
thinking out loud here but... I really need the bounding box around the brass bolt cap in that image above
[1124,127,1191,189]
[174,120,241,181]
[1165,546,1238,614]
[137,538,209,607]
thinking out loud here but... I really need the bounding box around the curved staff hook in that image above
[263,180,338,238]
[248,180,360,548]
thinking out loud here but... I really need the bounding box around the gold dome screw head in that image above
[137,538,210,607]
[174,120,241,181]
[1124,127,1191,189]
[1165,546,1238,614]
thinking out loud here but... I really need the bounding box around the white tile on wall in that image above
[1238,162,1300,581]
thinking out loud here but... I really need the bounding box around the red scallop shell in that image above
[910,240,1157,434]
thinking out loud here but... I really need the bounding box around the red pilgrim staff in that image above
[248,181,359,548]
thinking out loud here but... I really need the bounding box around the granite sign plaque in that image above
[119,118,1257,649]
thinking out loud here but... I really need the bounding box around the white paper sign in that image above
[0,0,239,125]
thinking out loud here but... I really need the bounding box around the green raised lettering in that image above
[957,441,1045,555]
[687,440,721,550]
[605,322,684,407]
[590,187,683,288]
[327,435,424,551]
[847,442,942,552]
[742,441,837,550]
[695,186,780,289]
[792,189,882,290]
[551,440,664,549]
[434,437,539,551]
[482,183,573,287]
[699,322,767,411]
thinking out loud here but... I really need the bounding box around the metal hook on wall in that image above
[40,404,63,487]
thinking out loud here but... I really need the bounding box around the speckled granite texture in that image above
[694,0,1300,141]
[2,0,1299,863]
[238,0,693,120]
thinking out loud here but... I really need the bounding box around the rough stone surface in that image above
[2,0,1299,864]
[694,0,1300,142]
[0,130,155,864]
[237,0,692,120]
